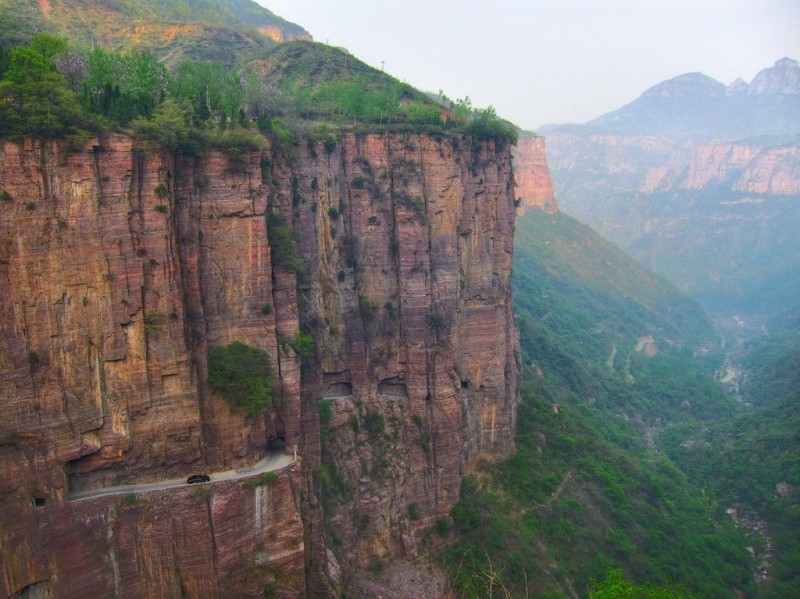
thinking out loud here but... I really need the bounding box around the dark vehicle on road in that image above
[187,474,210,484]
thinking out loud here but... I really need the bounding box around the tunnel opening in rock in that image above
[65,451,109,494]
[324,381,352,398]
[323,371,353,398]
[377,377,408,397]
[268,436,286,454]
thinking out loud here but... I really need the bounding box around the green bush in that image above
[359,294,379,322]
[267,211,305,273]
[257,116,295,151]
[319,400,332,423]
[243,471,278,489]
[363,411,384,440]
[208,126,266,167]
[465,106,518,145]
[367,557,384,574]
[130,97,198,152]
[262,584,276,599]
[589,569,700,598]
[287,331,314,357]
[207,341,272,415]
[143,310,162,332]
[0,37,103,141]
[349,414,360,434]
[435,517,452,537]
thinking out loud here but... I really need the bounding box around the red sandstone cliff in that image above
[0,135,305,598]
[284,134,519,589]
[513,134,557,214]
[0,131,519,598]
[636,141,800,195]
[543,129,800,314]
[546,133,800,196]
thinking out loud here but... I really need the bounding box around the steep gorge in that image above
[543,57,800,317]
[0,131,519,598]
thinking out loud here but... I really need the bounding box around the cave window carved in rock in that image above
[378,377,408,398]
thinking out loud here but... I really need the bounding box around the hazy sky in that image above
[256,0,800,131]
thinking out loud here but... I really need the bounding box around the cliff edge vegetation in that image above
[0,35,517,147]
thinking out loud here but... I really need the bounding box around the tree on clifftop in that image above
[0,34,100,141]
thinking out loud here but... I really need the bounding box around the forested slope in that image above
[443,209,758,598]
[662,309,800,599]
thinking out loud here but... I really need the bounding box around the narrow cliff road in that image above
[68,452,295,502]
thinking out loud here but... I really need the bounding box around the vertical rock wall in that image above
[0,136,305,598]
[0,131,520,598]
[274,133,519,585]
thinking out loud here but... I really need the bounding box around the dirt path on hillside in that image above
[545,469,573,506]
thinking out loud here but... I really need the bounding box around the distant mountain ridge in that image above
[545,58,800,139]
[636,57,800,99]
[543,57,800,318]
[746,57,800,95]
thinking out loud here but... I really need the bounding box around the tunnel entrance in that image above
[324,381,352,398]
[378,377,408,397]
[267,436,285,454]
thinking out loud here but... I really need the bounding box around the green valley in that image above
[443,209,765,598]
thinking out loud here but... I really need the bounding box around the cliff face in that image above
[0,132,519,597]
[651,143,800,195]
[547,133,800,195]
[513,134,558,214]
[286,134,519,585]
[0,134,305,598]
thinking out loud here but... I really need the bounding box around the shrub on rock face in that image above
[207,341,272,415]
[267,211,305,273]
